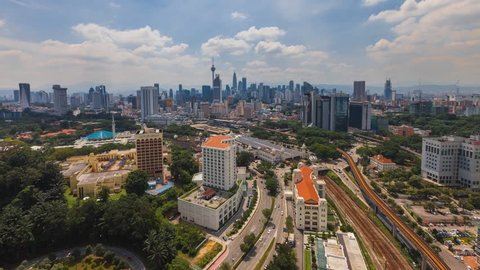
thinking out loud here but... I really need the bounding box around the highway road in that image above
[225,164,275,267]
[339,148,450,270]
[237,167,290,270]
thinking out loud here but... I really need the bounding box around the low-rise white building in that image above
[370,154,396,172]
[292,164,327,231]
[178,180,245,230]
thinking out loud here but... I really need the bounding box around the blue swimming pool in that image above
[85,130,113,140]
[146,181,174,195]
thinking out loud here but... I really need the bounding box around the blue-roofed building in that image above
[85,130,113,141]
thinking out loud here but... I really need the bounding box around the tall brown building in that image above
[135,128,163,179]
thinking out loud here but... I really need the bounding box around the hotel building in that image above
[135,128,163,179]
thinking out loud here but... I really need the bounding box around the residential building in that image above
[19,83,31,109]
[140,86,159,121]
[292,164,328,231]
[202,135,236,190]
[370,154,396,172]
[421,136,480,189]
[53,84,68,115]
[135,128,163,179]
[349,101,371,130]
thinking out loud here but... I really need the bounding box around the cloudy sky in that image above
[0,0,479,92]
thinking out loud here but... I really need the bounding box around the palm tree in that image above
[143,230,175,269]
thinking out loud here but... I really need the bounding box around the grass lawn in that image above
[109,189,126,201]
[66,255,130,270]
[193,240,222,268]
[64,188,77,208]
[304,249,312,270]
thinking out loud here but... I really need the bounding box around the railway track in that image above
[338,148,450,270]
[326,177,412,270]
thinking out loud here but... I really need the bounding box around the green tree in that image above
[98,186,110,202]
[219,262,232,270]
[170,146,198,185]
[125,170,149,196]
[144,229,176,270]
[236,151,255,167]
[0,205,33,261]
[240,233,256,253]
[424,201,436,213]
[265,177,279,196]
[262,208,272,222]
[167,257,191,270]
[286,216,294,234]
[266,244,298,270]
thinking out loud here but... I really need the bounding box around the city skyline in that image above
[0,0,479,91]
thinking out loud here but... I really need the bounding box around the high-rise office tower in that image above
[384,79,392,101]
[352,81,366,101]
[53,84,68,115]
[135,128,163,179]
[349,102,371,130]
[213,74,222,102]
[232,72,237,92]
[303,92,349,132]
[13,90,20,102]
[225,84,231,97]
[19,83,31,109]
[241,77,247,92]
[202,85,212,102]
[202,135,236,190]
[289,80,294,91]
[168,89,174,99]
[140,86,159,121]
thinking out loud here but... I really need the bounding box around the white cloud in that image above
[73,23,172,47]
[367,0,480,84]
[0,19,5,28]
[363,0,387,6]
[235,26,286,41]
[255,41,306,56]
[201,36,251,56]
[230,11,247,21]
[109,2,120,8]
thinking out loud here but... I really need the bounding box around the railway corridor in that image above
[326,177,413,270]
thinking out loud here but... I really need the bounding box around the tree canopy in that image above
[125,170,149,195]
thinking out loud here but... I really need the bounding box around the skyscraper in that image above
[384,79,392,101]
[202,85,212,102]
[53,84,68,115]
[213,74,222,102]
[13,90,19,102]
[135,128,163,179]
[241,77,247,92]
[349,102,371,130]
[140,86,159,121]
[352,81,366,101]
[303,92,349,132]
[19,83,31,109]
[232,72,237,92]
[289,80,294,91]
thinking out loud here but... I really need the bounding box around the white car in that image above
[267,229,271,234]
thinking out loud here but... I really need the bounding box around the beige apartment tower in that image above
[135,128,163,179]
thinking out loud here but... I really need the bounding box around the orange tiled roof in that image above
[372,154,394,164]
[296,165,319,204]
[202,135,232,149]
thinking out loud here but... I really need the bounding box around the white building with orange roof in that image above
[292,163,328,231]
[370,154,396,172]
[178,135,246,230]
[202,135,237,190]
